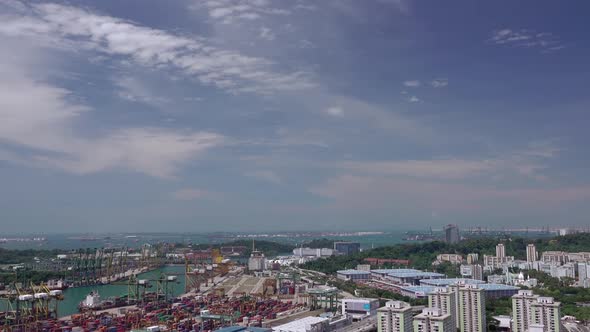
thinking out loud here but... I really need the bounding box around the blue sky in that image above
[1,0,589,233]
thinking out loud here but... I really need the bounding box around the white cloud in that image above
[294,4,316,11]
[172,188,209,200]
[403,80,420,87]
[114,77,170,107]
[299,39,315,49]
[0,1,315,95]
[325,106,344,117]
[430,78,448,88]
[259,26,275,41]
[489,28,564,52]
[194,0,290,24]
[245,170,282,184]
[408,96,420,103]
[0,42,224,178]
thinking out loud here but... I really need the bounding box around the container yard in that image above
[0,293,308,332]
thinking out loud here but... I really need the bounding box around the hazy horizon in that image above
[1,0,589,233]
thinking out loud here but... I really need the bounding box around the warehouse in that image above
[386,271,445,285]
[370,269,419,280]
[336,270,371,282]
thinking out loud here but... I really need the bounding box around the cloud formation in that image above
[0,1,315,94]
[259,26,275,41]
[490,29,564,52]
[403,80,420,87]
[194,0,291,24]
[0,40,224,178]
[324,106,344,117]
[430,78,448,88]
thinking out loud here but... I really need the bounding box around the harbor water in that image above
[1,266,187,318]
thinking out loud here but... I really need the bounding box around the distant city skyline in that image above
[1,0,590,232]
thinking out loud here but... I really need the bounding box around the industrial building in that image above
[420,278,485,287]
[370,269,420,280]
[336,270,371,282]
[341,298,379,320]
[385,270,445,285]
[272,316,329,332]
[334,242,361,255]
[292,248,335,258]
[248,251,266,272]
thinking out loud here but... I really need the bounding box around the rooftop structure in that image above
[370,269,420,279]
[272,316,329,332]
[216,327,271,332]
[336,270,371,282]
[386,271,445,285]
[419,278,485,287]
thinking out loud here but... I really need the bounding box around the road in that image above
[336,316,377,332]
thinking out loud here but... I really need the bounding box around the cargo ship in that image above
[78,291,135,312]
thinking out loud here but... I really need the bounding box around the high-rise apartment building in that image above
[496,243,506,259]
[512,290,538,332]
[377,300,412,332]
[413,308,453,332]
[527,244,538,262]
[428,287,457,329]
[457,284,486,332]
[444,224,460,244]
[531,297,561,332]
[466,253,479,264]
[472,264,483,281]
